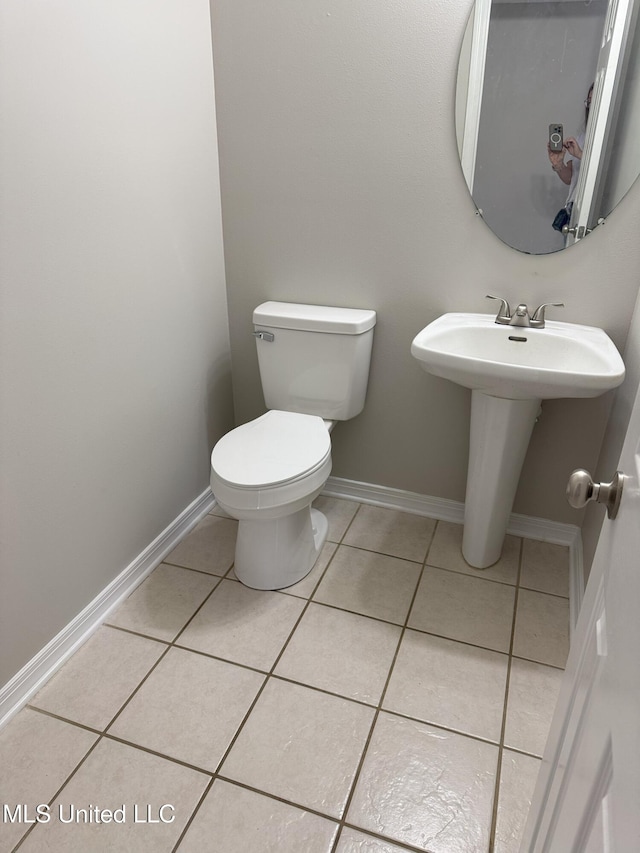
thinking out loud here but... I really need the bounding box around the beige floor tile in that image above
[30,626,166,730]
[164,514,237,575]
[220,679,375,818]
[494,750,541,853]
[275,603,401,704]
[347,712,498,853]
[313,545,422,625]
[383,630,508,742]
[428,522,520,585]
[512,589,569,668]
[0,709,98,851]
[177,579,305,670]
[520,540,570,597]
[107,564,219,641]
[6,523,575,853]
[343,505,436,562]
[279,541,337,599]
[108,647,264,771]
[19,737,208,853]
[178,780,339,852]
[337,827,414,851]
[408,567,516,652]
[504,658,563,756]
[313,496,360,542]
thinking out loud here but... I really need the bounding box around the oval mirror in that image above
[455,0,640,254]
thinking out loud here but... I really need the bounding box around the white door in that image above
[569,0,635,243]
[521,376,640,849]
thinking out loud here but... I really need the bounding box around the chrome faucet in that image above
[510,303,531,327]
[486,295,564,329]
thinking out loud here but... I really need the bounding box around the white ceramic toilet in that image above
[210,301,376,590]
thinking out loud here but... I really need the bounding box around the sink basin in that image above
[411,312,625,400]
[411,312,625,569]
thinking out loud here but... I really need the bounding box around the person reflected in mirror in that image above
[548,84,593,200]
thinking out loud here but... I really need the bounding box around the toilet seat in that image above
[211,410,331,489]
[210,411,332,518]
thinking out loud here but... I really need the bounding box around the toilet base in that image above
[234,506,329,590]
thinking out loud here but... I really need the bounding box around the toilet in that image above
[210,301,376,590]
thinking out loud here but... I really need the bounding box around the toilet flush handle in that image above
[253,330,274,342]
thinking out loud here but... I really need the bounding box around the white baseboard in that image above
[1,477,584,732]
[0,488,215,731]
[322,476,584,630]
[323,476,467,525]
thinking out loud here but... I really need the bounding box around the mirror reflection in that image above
[456,0,640,254]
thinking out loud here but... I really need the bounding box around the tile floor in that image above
[0,498,570,853]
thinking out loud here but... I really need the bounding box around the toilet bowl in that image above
[211,410,332,589]
[210,301,376,590]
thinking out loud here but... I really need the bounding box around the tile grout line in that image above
[15,501,357,853]
[19,699,546,852]
[26,678,547,771]
[170,504,355,850]
[338,823,437,853]
[18,638,180,850]
[31,501,537,742]
[168,777,216,853]
[15,561,237,851]
[488,536,524,853]
[26,517,537,845]
[147,561,230,579]
[103,608,567,672]
[193,513,560,850]
[10,502,567,852]
[11,735,103,852]
[329,517,439,853]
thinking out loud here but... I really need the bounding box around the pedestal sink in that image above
[411,312,625,568]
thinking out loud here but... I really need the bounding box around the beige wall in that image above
[2,0,639,691]
[211,0,640,525]
[0,0,234,687]
[582,286,640,576]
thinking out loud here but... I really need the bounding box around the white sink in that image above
[411,312,625,400]
[411,312,625,569]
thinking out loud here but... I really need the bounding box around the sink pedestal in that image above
[462,391,540,568]
[411,312,625,567]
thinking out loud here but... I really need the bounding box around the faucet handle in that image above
[486,294,511,325]
[531,302,564,328]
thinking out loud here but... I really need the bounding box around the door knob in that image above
[562,224,587,238]
[566,469,624,519]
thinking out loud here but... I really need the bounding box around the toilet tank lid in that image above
[253,301,376,334]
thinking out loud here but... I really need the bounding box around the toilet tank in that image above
[253,301,376,420]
